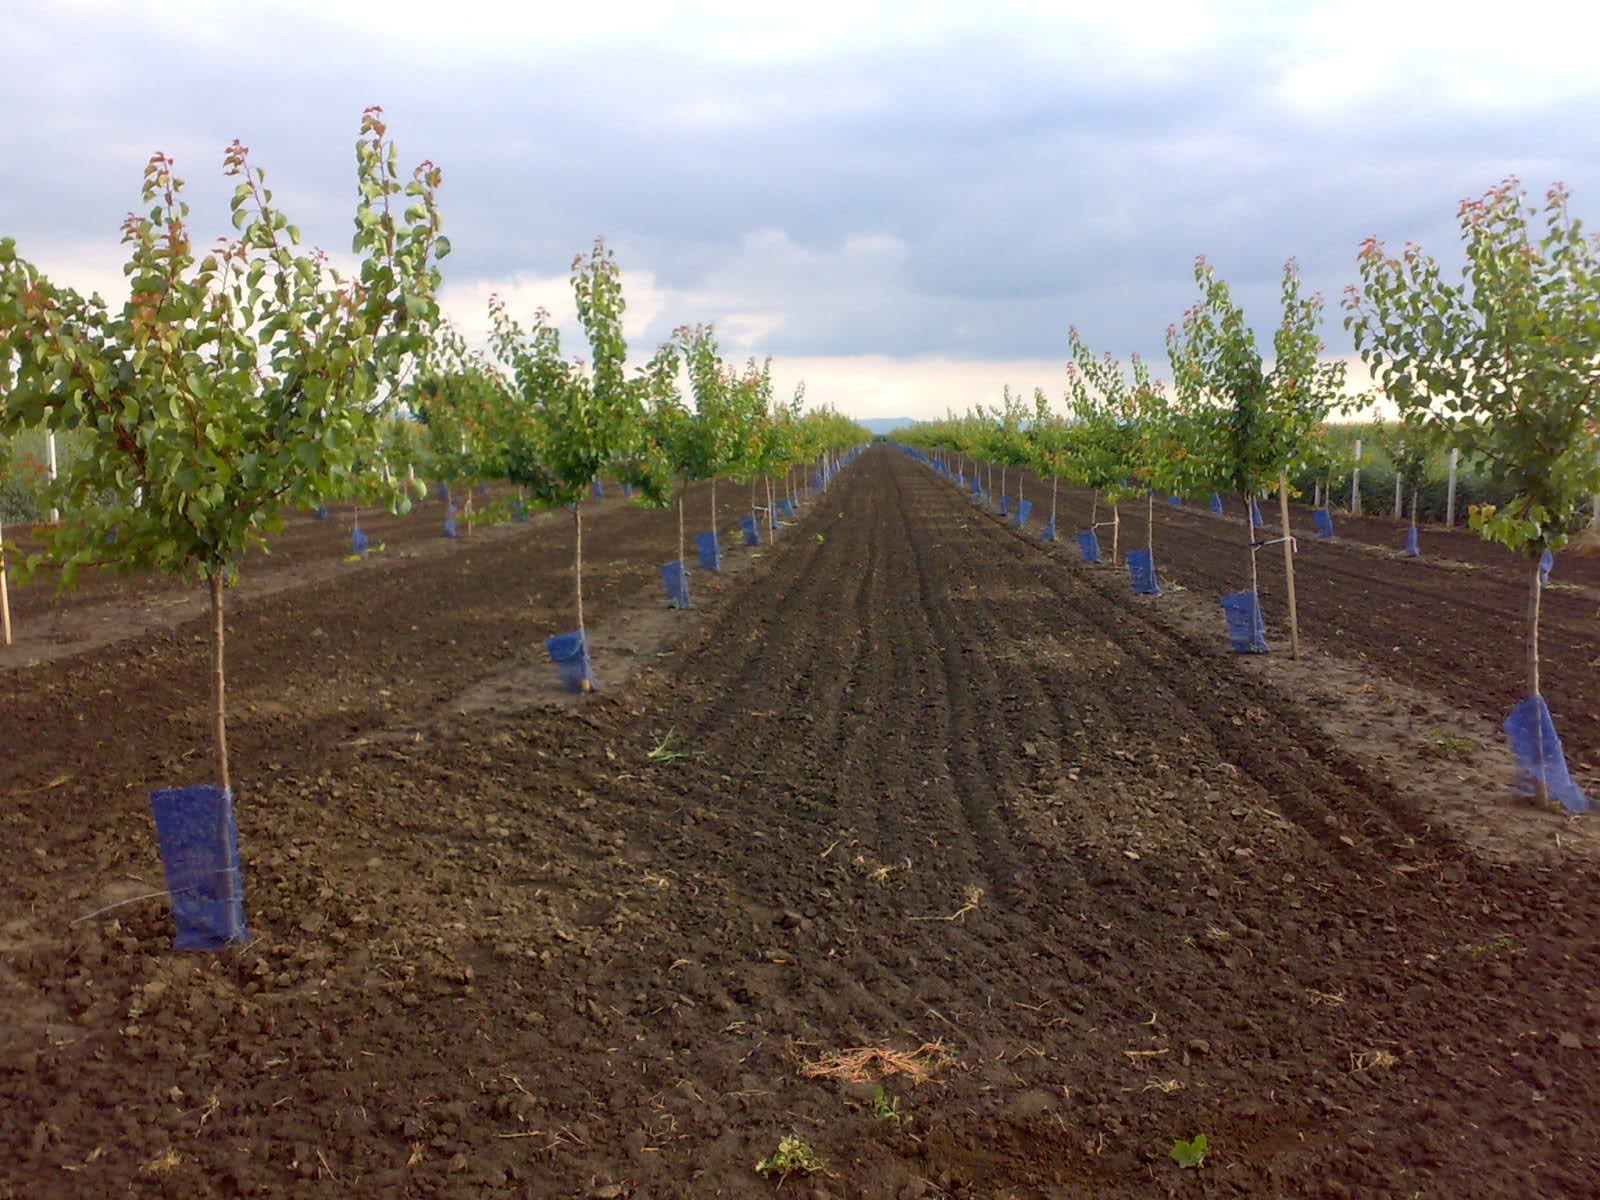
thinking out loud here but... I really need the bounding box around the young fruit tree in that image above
[0,108,447,796]
[1167,257,1348,658]
[486,238,659,684]
[1064,327,1151,564]
[1345,178,1600,807]
[677,324,744,547]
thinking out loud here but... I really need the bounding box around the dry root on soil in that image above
[801,1041,952,1085]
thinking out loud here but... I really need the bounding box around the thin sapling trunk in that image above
[676,479,686,568]
[765,476,776,543]
[1527,554,1548,804]
[573,503,586,647]
[0,516,11,647]
[1278,472,1301,659]
[209,572,231,794]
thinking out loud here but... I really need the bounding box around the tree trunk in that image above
[1411,486,1419,531]
[1278,472,1300,659]
[676,482,686,567]
[1394,475,1403,520]
[1000,465,1007,508]
[1146,490,1155,555]
[1110,501,1120,564]
[1050,478,1058,531]
[1527,554,1548,804]
[209,572,232,794]
[1243,491,1259,601]
[710,477,718,543]
[0,516,12,647]
[573,500,587,641]
[1091,492,1099,527]
[765,476,776,543]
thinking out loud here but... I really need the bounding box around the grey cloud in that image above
[5,1,1599,378]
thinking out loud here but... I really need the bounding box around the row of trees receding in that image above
[904,178,1599,807]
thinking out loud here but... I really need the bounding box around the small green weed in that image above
[815,532,825,544]
[1170,1133,1209,1169]
[756,1135,824,1179]
[1423,729,1479,760]
[1466,934,1521,957]
[871,1085,904,1125]
[647,729,693,763]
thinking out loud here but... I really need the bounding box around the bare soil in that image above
[2,449,1598,1198]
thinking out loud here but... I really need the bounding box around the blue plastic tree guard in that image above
[1041,519,1057,542]
[149,785,249,951]
[739,515,761,546]
[512,500,529,522]
[1127,548,1161,595]
[1313,509,1335,539]
[1504,695,1589,812]
[660,560,691,608]
[592,479,606,499]
[1221,590,1269,653]
[351,528,369,556]
[1540,549,1554,584]
[1168,495,1182,506]
[443,507,457,538]
[546,630,595,692]
[999,496,1011,517]
[437,482,450,500]
[1014,499,1033,527]
[1250,499,1265,527]
[695,530,721,572]
[812,472,824,491]
[971,478,982,496]
[623,483,633,498]
[1405,527,1421,557]
[313,505,329,520]
[777,498,797,520]
[1077,530,1102,562]
[1209,493,1225,515]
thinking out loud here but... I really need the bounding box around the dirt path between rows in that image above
[3,448,1597,1198]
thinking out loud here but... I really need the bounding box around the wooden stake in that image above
[1278,472,1301,659]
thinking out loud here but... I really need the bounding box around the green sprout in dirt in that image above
[1424,729,1479,761]
[871,1085,904,1126]
[647,729,692,763]
[1466,934,1520,957]
[755,1134,824,1180]
[1170,1133,1209,1169]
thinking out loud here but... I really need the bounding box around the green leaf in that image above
[1170,1134,1209,1169]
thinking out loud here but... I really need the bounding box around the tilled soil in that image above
[1004,472,1600,774]
[3,449,1598,1198]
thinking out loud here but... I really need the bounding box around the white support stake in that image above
[46,431,60,523]
[1445,447,1459,527]
[0,515,11,647]
[1350,439,1362,515]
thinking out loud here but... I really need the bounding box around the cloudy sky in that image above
[4,0,1597,422]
